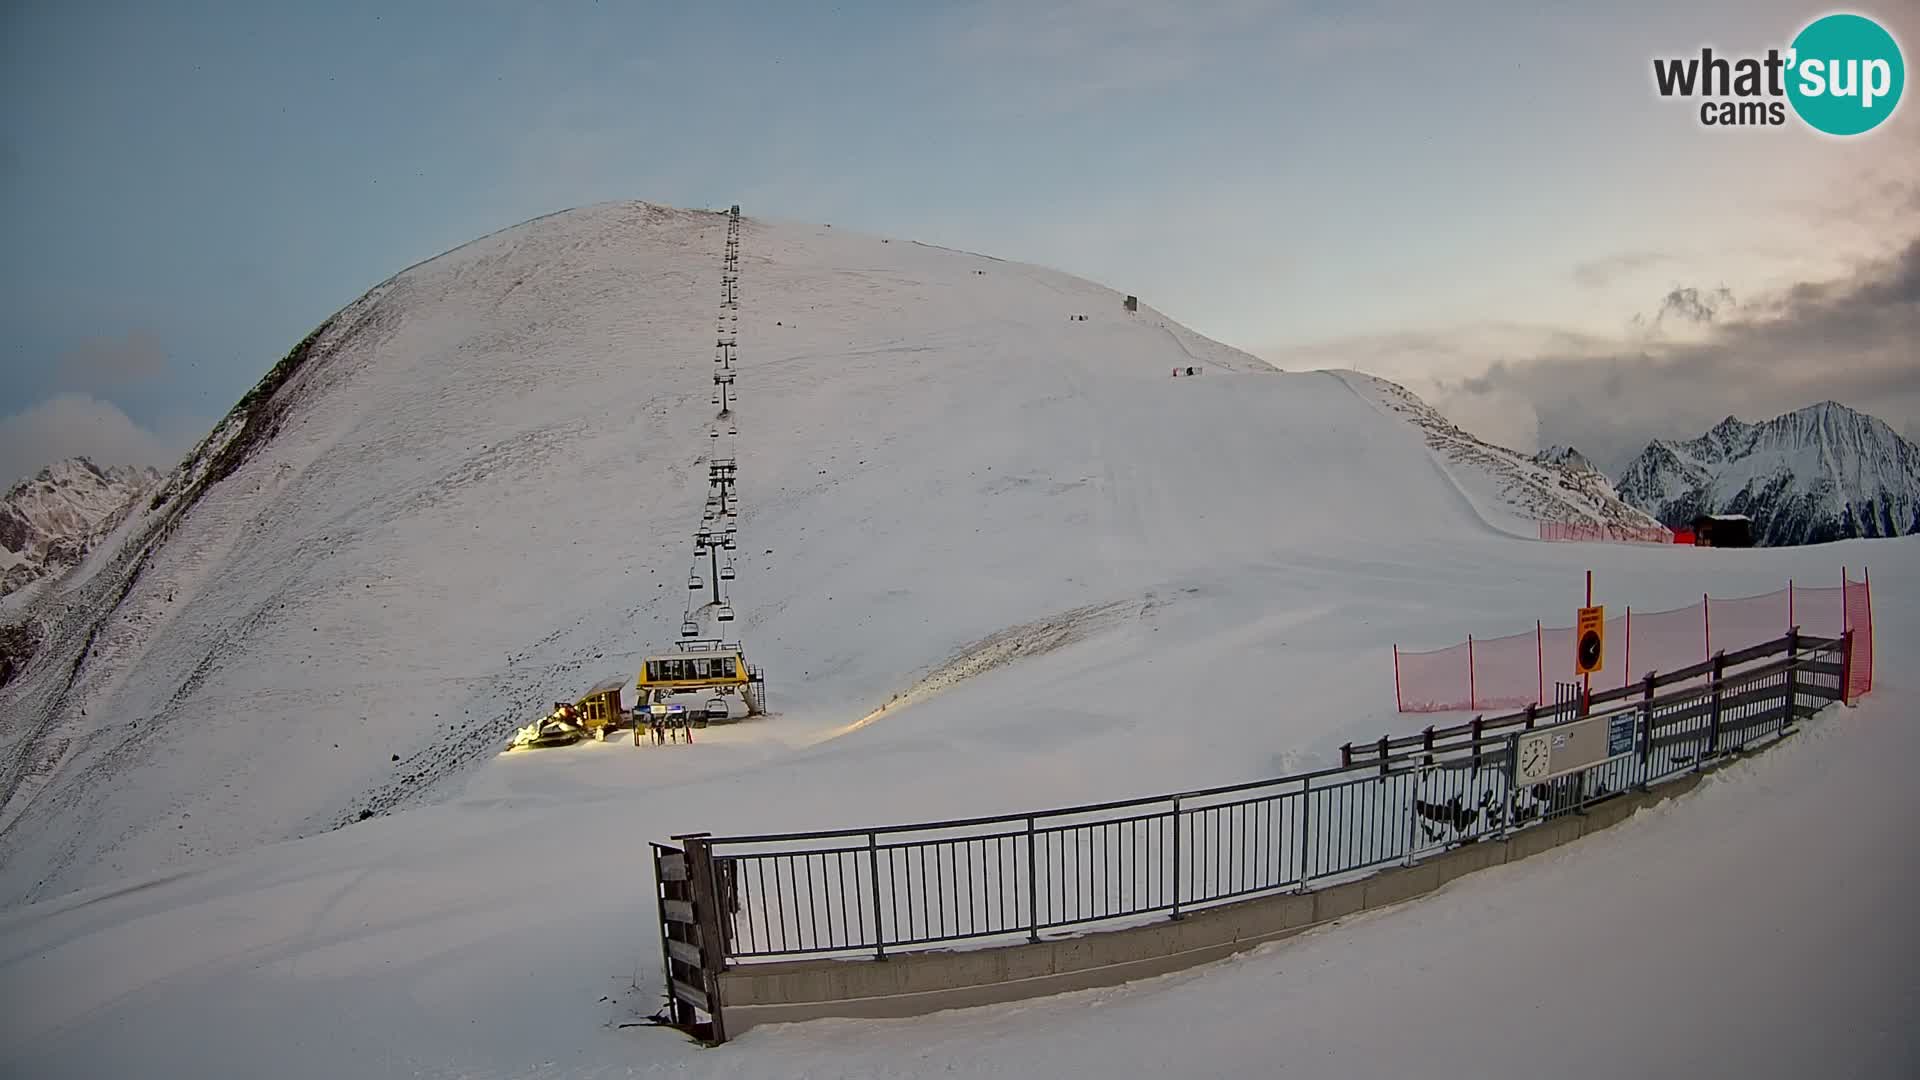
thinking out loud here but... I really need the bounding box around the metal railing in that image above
[675,630,1849,964]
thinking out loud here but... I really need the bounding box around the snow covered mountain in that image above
[1616,402,1920,545]
[1533,444,1597,474]
[0,200,1682,908]
[1342,375,1665,534]
[0,199,1912,1080]
[0,458,161,600]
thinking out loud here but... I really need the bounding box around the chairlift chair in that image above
[679,618,699,638]
[720,563,736,581]
[688,573,704,590]
[715,603,735,622]
[704,697,728,721]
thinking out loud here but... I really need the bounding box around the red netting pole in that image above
[1468,634,1477,711]
[1864,567,1874,693]
[1788,579,1795,630]
[1842,566,1849,635]
[1393,645,1403,712]
[1536,620,1544,704]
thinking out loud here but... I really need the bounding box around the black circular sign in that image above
[1578,630,1602,670]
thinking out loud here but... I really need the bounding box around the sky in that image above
[3,0,1916,484]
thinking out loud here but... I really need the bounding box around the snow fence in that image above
[1537,521,1674,544]
[1394,572,1874,712]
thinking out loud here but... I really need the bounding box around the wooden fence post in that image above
[681,835,730,1044]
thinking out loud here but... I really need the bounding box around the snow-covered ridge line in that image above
[1334,371,1662,535]
[1617,401,1920,545]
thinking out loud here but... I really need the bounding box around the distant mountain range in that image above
[1611,401,1920,546]
[1,458,162,599]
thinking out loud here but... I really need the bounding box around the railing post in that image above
[1295,777,1312,892]
[1839,628,1854,706]
[1170,797,1184,921]
[1637,670,1656,789]
[1469,716,1485,779]
[1340,743,1352,769]
[1781,627,1799,736]
[1025,816,1039,943]
[1703,651,1726,768]
[867,831,886,960]
[1422,726,1435,767]
[1403,765,1420,866]
[1376,735,1389,777]
[1524,703,1537,730]
[679,833,729,1043]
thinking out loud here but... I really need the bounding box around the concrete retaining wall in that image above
[717,763,1728,1035]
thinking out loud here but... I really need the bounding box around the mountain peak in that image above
[1615,401,1920,545]
[1533,444,1597,473]
[1,457,164,598]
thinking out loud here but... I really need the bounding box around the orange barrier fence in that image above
[1394,570,1873,712]
[1537,521,1674,544]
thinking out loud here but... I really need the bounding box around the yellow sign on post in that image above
[1576,605,1605,675]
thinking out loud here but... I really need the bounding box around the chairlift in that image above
[719,563,736,581]
[680,618,699,638]
[688,573,704,590]
[695,526,713,547]
[704,697,728,721]
[722,534,737,550]
[711,393,721,405]
[715,603,735,622]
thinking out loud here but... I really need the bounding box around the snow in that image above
[0,457,160,600]
[0,201,1915,1077]
[1617,402,1920,545]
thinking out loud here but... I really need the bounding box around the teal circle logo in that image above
[1787,13,1905,135]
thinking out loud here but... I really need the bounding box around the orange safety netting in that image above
[1537,521,1673,544]
[1394,573,1874,712]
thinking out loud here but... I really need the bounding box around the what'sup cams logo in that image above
[1654,12,1905,134]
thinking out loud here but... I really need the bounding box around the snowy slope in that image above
[0,201,1620,906]
[1617,402,1920,545]
[0,458,160,601]
[1338,372,1665,535]
[0,200,1912,1077]
[0,538,1909,1080]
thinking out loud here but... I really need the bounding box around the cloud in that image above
[56,330,169,389]
[1637,285,1735,329]
[0,394,184,486]
[1572,251,1672,290]
[1265,236,1920,473]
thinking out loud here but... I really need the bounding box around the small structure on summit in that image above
[1124,295,1138,312]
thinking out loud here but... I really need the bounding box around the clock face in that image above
[1518,734,1551,781]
